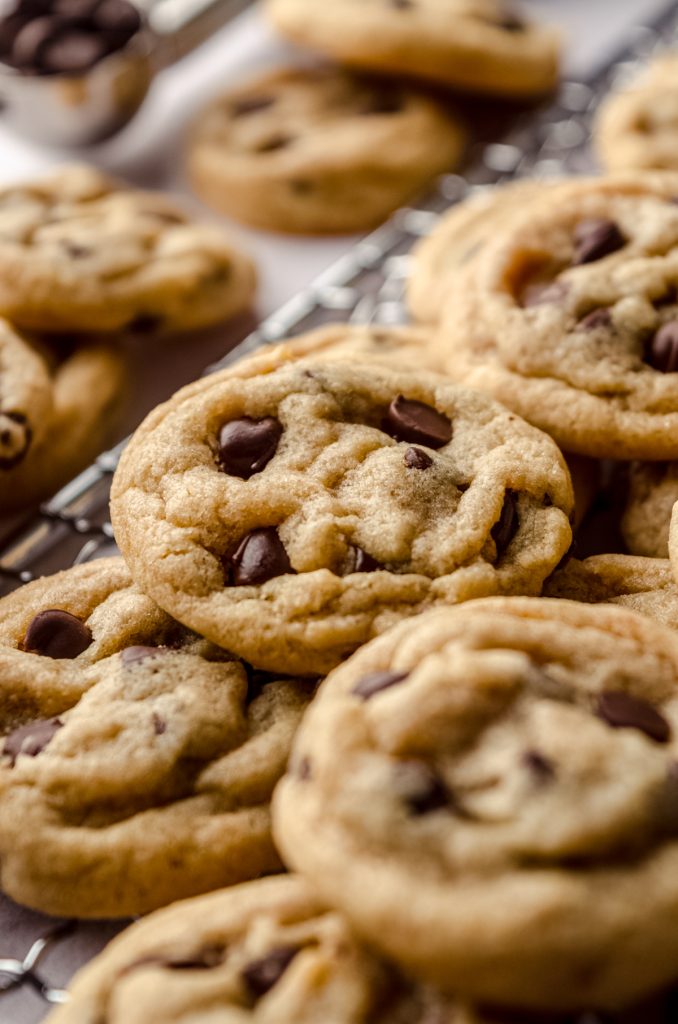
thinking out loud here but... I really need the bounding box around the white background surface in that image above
[0,0,671,320]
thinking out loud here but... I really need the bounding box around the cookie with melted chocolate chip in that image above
[437,172,678,459]
[0,164,255,335]
[111,355,573,675]
[274,597,678,1009]
[0,318,53,480]
[0,559,313,918]
[186,66,465,234]
[45,875,483,1024]
[265,0,560,99]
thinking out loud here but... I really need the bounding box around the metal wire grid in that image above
[1,5,678,1017]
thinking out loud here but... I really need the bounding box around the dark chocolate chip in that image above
[403,446,433,470]
[352,669,409,700]
[349,546,382,573]
[23,609,92,659]
[255,134,292,153]
[231,94,275,118]
[229,527,294,586]
[577,307,612,330]
[491,491,519,557]
[597,690,671,744]
[0,411,31,469]
[521,280,568,308]
[3,717,62,767]
[393,761,449,815]
[572,219,626,266]
[647,321,678,373]
[52,0,99,19]
[93,0,140,38]
[522,749,555,781]
[242,946,300,1000]
[121,645,165,666]
[217,416,282,479]
[44,30,108,74]
[384,395,452,449]
[0,13,32,58]
[10,16,58,66]
[152,713,166,736]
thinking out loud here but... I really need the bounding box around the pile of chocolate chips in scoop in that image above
[0,0,141,75]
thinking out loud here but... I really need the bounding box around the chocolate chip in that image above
[23,609,92,659]
[384,395,452,449]
[523,749,555,781]
[152,713,166,735]
[348,546,381,573]
[577,307,612,330]
[404,446,433,470]
[10,16,57,66]
[597,690,671,744]
[92,0,140,38]
[121,645,165,666]
[229,527,294,586]
[242,946,300,1000]
[3,717,63,767]
[217,416,282,479]
[256,134,292,153]
[41,29,108,75]
[393,761,449,815]
[231,94,275,117]
[491,491,519,557]
[352,669,409,700]
[0,411,31,469]
[572,219,626,266]
[521,280,569,308]
[647,321,678,373]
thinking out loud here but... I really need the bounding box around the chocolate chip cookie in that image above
[45,875,474,1024]
[545,553,678,630]
[274,597,678,1009]
[0,318,53,478]
[596,54,678,173]
[0,341,127,513]
[186,66,465,235]
[265,0,560,99]
[0,559,313,917]
[111,358,573,676]
[0,164,256,335]
[620,461,678,558]
[438,173,678,459]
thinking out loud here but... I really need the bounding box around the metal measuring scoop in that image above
[0,0,252,146]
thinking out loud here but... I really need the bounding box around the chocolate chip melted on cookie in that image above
[3,717,63,767]
[22,608,92,659]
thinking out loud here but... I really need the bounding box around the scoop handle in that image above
[148,0,254,66]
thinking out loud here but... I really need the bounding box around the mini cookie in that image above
[596,54,678,172]
[45,875,471,1024]
[0,559,313,917]
[544,553,678,630]
[0,164,256,334]
[187,66,465,235]
[274,597,678,1009]
[408,180,556,325]
[438,173,678,459]
[265,0,560,99]
[111,358,573,676]
[621,461,678,558]
[0,342,127,513]
[0,318,53,475]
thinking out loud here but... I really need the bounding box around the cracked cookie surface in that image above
[0,559,313,918]
[187,66,465,234]
[111,358,573,675]
[438,173,678,459]
[265,0,560,99]
[274,597,678,1009]
[0,164,256,334]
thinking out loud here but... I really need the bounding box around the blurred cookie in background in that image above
[186,66,465,234]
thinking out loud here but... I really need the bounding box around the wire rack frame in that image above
[1,4,678,1018]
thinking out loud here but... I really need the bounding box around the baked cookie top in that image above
[260,323,445,375]
[265,0,560,99]
[273,597,678,1009]
[0,164,256,334]
[439,173,678,459]
[0,318,53,473]
[544,553,678,630]
[0,559,312,917]
[186,66,465,234]
[46,874,472,1024]
[596,53,678,172]
[111,358,573,676]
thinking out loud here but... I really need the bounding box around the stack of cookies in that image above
[0,164,256,515]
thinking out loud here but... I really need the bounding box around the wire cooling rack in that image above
[2,4,678,1020]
